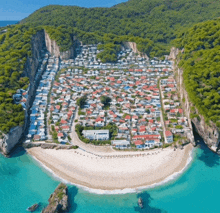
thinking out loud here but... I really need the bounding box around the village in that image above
[13,53,60,142]
[160,77,191,146]
[18,44,190,150]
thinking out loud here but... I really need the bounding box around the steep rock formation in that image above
[0,29,80,155]
[45,31,76,60]
[43,183,69,213]
[0,30,46,155]
[170,47,220,151]
[0,126,23,155]
[122,42,149,59]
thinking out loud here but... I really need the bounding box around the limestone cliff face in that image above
[24,30,46,111]
[0,30,46,155]
[45,31,75,60]
[0,126,23,155]
[170,47,220,152]
[122,41,149,59]
[0,29,79,155]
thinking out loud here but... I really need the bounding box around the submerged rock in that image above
[27,203,39,212]
[42,183,69,213]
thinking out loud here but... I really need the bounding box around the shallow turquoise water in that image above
[1,138,220,213]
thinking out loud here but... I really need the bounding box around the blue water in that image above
[0,21,19,27]
[1,135,220,212]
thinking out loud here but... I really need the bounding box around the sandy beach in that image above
[27,144,193,190]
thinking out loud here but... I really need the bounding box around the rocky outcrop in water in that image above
[42,183,69,213]
[170,47,220,151]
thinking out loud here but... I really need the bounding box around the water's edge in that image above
[29,148,195,195]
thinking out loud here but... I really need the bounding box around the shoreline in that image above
[28,144,194,193]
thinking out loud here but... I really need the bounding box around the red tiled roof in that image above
[149,119,154,123]
[133,135,160,140]
[96,117,104,122]
[60,120,67,124]
[61,125,70,130]
[125,115,131,120]
[165,131,172,137]
[55,105,60,110]
[134,140,144,145]
[58,133,64,137]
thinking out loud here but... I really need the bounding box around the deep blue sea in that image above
[1,133,220,213]
[0,21,19,27]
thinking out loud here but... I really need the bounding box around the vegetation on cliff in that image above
[42,183,69,213]
[176,19,220,128]
[2,0,220,134]
[21,0,220,60]
[0,24,41,133]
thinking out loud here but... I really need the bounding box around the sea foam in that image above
[30,148,194,195]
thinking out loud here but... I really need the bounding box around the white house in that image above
[111,140,130,149]
[82,130,109,140]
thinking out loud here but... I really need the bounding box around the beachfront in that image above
[28,144,193,190]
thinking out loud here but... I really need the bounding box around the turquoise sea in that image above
[1,133,220,213]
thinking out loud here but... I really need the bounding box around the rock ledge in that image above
[42,183,69,213]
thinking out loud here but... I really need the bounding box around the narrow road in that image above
[159,78,167,144]
[70,107,116,154]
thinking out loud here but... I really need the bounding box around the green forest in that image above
[0,24,41,134]
[176,19,220,127]
[21,0,220,59]
[1,0,220,134]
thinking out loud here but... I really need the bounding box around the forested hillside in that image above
[176,19,220,128]
[0,24,39,134]
[21,0,220,59]
[1,0,220,135]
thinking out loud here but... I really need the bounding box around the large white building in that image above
[82,130,109,141]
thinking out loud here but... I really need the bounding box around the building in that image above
[165,130,173,143]
[82,130,109,141]
[111,140,130,149]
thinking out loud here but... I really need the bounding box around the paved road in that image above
[70,107,116,154]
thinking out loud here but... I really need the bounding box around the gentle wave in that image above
[30,148,194,195]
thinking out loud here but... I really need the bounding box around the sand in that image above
[27,144,193,190]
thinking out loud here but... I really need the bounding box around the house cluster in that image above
[26,56,59,142]
[13,52,49,110]
[60,44,173,70]
[48,71,78,144]
[160,76,190,143]
[21,42,178,150]
[55,58,174,149]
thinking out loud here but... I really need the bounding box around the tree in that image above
[76,95,87,109]
[100,96,111,108]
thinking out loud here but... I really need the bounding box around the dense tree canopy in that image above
[2,0,220,133]
[100,96,111,108]
[76,95,87,109]
[21,0,220,59]
[0,24,40,133]
[176,19,220,127]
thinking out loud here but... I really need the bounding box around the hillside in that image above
[21,0,220,58]
[1,0,220,136]
[176,19,220,128]
[0,25,40,134]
